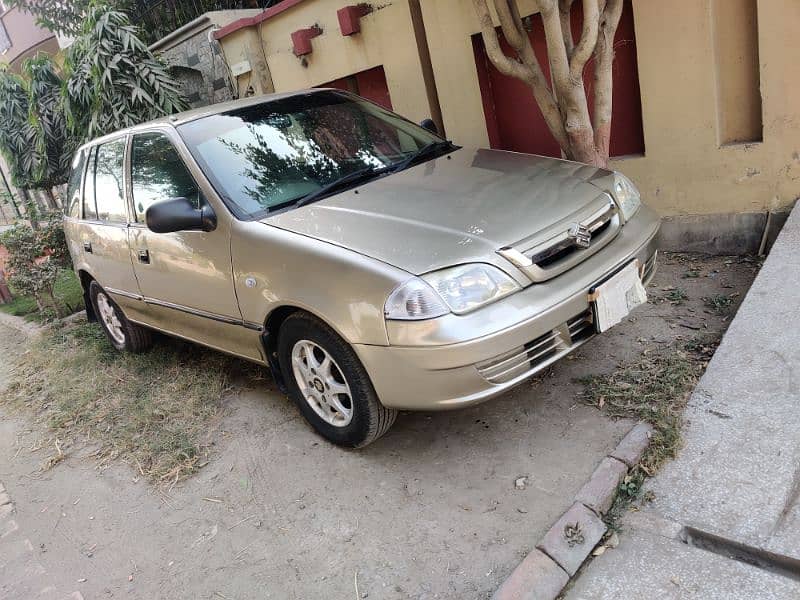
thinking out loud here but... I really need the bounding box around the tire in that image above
[89,281,152,353]
[277,312,397,448]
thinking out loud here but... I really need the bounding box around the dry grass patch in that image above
[4,319,264,483]
[579,335,720,528]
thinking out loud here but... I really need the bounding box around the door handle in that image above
[138,249,150,264]
[83,241,92,253]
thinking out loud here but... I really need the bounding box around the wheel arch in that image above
[260,304,355,393]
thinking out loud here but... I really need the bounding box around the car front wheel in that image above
[277,312,397,447]
[89,281,152,353]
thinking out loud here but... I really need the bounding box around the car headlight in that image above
[612,173,641,222]
[384,264,521,320]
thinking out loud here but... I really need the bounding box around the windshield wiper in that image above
[390,140,455,174]
[293,165,390,209]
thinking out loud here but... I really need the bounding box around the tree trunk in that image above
[0,270,12,304]
[21,189,39,229]
[47,287,64,318]
[474,0,623,168]
[44,188,59,211]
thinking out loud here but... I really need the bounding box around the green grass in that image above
[3,320,264,483]
[0,270,84,322]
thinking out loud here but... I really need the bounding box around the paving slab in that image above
[568,203,800,598]
[647,205,800,558]
[567,512,800,600]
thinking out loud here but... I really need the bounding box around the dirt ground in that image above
[0,253,759,600]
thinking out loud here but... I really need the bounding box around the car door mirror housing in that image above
[145,197,217,233]
[419,118,439,135]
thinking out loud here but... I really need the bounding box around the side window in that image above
[82,146,98,221]
[94,138,128,223]
[65,149,86,219]
[131,132,200,223]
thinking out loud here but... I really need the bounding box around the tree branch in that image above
[474,0,569,151]
[493,0,526,54]
[559,0,575,59]
[569,0,599,80]
[592,0,623,162]
[536,0,571,100]
[473,0,534,83]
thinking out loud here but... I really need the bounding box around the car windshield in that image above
[177,91,445,219]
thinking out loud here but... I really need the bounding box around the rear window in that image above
[65,150,86,219]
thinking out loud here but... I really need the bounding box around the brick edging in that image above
[493,422,653,600]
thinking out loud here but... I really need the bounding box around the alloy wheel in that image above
[96,291,125,345]
[291,339,354,427]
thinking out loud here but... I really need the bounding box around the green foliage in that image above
[63,2,188,142]
[25,56,73,187]
[0,67,38,189]
[4,0,92,36]
[0,270,83,321]
[0,55,72,194]
[0,212,71,317]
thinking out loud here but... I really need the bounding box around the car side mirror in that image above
[419,118,439,135]
[145,197,217,234]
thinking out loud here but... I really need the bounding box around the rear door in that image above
[74,138,139,305]
[126,128,258,360]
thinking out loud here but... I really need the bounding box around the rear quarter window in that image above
[65,149,86,219]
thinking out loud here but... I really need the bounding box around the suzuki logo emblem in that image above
[568,223,592,248]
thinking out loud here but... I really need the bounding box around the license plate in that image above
[589,261,647,333]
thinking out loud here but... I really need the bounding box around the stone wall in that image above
[150,10,262,108]
[160,29,235,108]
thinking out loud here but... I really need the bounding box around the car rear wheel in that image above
[277,312,397,447]
[89,281,152,353]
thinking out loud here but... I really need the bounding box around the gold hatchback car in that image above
[64,89,660,447]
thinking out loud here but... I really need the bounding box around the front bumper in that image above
[354,205,660,411]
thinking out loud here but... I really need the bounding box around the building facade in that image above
[211,0,799,251]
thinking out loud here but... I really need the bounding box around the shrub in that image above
[0,212,71,317]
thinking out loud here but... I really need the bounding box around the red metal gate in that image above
[472,0,644,158]
[322,65,393,110]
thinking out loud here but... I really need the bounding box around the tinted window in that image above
[66,149,85,219]
[82,146,98,220]
[177,91,441,219]
[131,133,200,222]
[94,138,128,223]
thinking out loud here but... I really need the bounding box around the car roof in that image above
[75,87,333,152]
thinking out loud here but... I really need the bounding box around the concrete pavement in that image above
[568,202,800,599]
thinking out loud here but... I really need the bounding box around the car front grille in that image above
[496,194,621,283]
[476,309,596,385]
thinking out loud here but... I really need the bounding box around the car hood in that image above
[261,147,613,275]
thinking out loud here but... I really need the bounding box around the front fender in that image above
[231,220,409,346]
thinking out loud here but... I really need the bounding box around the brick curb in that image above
[492,421,653,600]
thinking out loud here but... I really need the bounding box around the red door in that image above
[321,65,393,110]
[472,0,644,158]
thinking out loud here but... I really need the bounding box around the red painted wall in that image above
[472,0,644,158]
[322,65,393,110]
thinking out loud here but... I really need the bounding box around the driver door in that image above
[126,129,259,361]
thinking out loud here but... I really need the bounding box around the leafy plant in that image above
[0,213,72,317]
[63,2,188,142]
[665,287,688,305]
[703,294,734,315]
[0,66,38,190]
